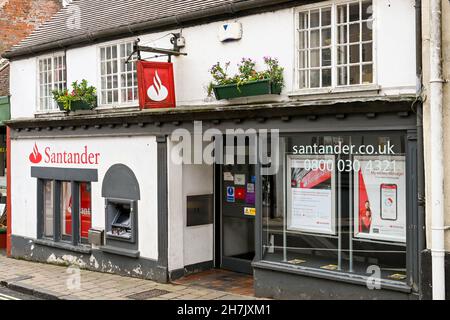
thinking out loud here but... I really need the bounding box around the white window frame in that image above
[36,52,66,112]
[97,39,139,108]
[293,0,377,95]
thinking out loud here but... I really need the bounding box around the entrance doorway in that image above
[216,161,256,274]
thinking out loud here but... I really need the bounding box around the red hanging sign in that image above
[137,60,176,109]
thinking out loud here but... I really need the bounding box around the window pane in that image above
[43,181,54,238]
[362,0,373,20]
[338,25,347,44]
[310,9,320,28]
[350,65,360,85]
[349,23,360,43]
[299,12,308,30]
[299,70,307,88]
[362,64,373,83]
[321,8,331,26]
[322,68,332,87]
[310,29,320,48]
[338,67,348,85]
[61,182,72,239]
[310,70,320,88]
[338,45,348,65]
[362,42,373,62]
[299,31,308,49]
[311,49,320,68]
[350,44,360,63]
[337,5,347,24]
[299,51,308,69]
[80,183,92,239]
[362,21,373,41]
[349,2,360,22]
[322,48,331,67]
[322,28,331,46]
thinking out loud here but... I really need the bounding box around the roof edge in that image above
[2,0,296,60]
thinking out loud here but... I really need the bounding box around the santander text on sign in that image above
[29,143,100,165]
[44,146,100,165]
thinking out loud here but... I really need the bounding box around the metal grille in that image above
[127,289,170,300]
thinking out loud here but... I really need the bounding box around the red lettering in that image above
[44,147,51,163]
[40,146,100,166]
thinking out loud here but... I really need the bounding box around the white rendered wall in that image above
[10,136,159,260]
[182,163,214,267]
[9,1,417,119]
[167,138,214,271]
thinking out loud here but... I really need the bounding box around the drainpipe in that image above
[429,0,446,301]
[415,0,425,293]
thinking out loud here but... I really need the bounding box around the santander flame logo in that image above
[147,71,169,102]
[29,143,43,164]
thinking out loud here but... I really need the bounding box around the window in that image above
[38,54,66,111]
[99,42,138,106]
[39,180,92,246]
[262,133,409,285]
[43,180,54,238]
[296,0,374,89]
[60,181,72,241]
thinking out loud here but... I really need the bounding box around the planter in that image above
[58,100,96,111]
[213,79,282,100]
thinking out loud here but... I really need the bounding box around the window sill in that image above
[252,260,412,294]
[99,245,140,258]
[288,84,381,100]
[95,105,140,113]
[34,238,92,254]
[34,110,67,118]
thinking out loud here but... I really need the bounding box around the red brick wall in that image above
[0,65,9,96]
[0,0,62,95]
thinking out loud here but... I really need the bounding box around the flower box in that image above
[212,79,282,100]
[58,100,96,112]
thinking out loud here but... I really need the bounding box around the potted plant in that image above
[208,57,284,100]
[52,79,97,111]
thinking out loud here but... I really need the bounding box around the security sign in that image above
[227,186,235,203]
[137,61,176,109]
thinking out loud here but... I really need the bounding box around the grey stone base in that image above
[254,266,418,300]
[11,235,168,283]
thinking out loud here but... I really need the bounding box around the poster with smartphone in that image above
[354,155,406,243]
[286,155,336,235]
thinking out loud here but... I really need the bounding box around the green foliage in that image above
[207,57,284,96]
[52,79,97,111]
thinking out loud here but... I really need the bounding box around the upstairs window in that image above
[99,42,138,106]
[37,54,66,111]
[296,0,374,90]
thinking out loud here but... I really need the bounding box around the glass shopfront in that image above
[262,132,409,283]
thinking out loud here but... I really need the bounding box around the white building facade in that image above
[3,0,427,299]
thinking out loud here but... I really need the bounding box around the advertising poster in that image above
[286,155,336,235]
[354,156,406,243]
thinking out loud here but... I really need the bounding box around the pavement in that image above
[0,251,259,300]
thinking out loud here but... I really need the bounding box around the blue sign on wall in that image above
[227,186,235,203]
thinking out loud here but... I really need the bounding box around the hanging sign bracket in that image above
[125,35,187,64]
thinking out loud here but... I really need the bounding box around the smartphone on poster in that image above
[380,184,398,221]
